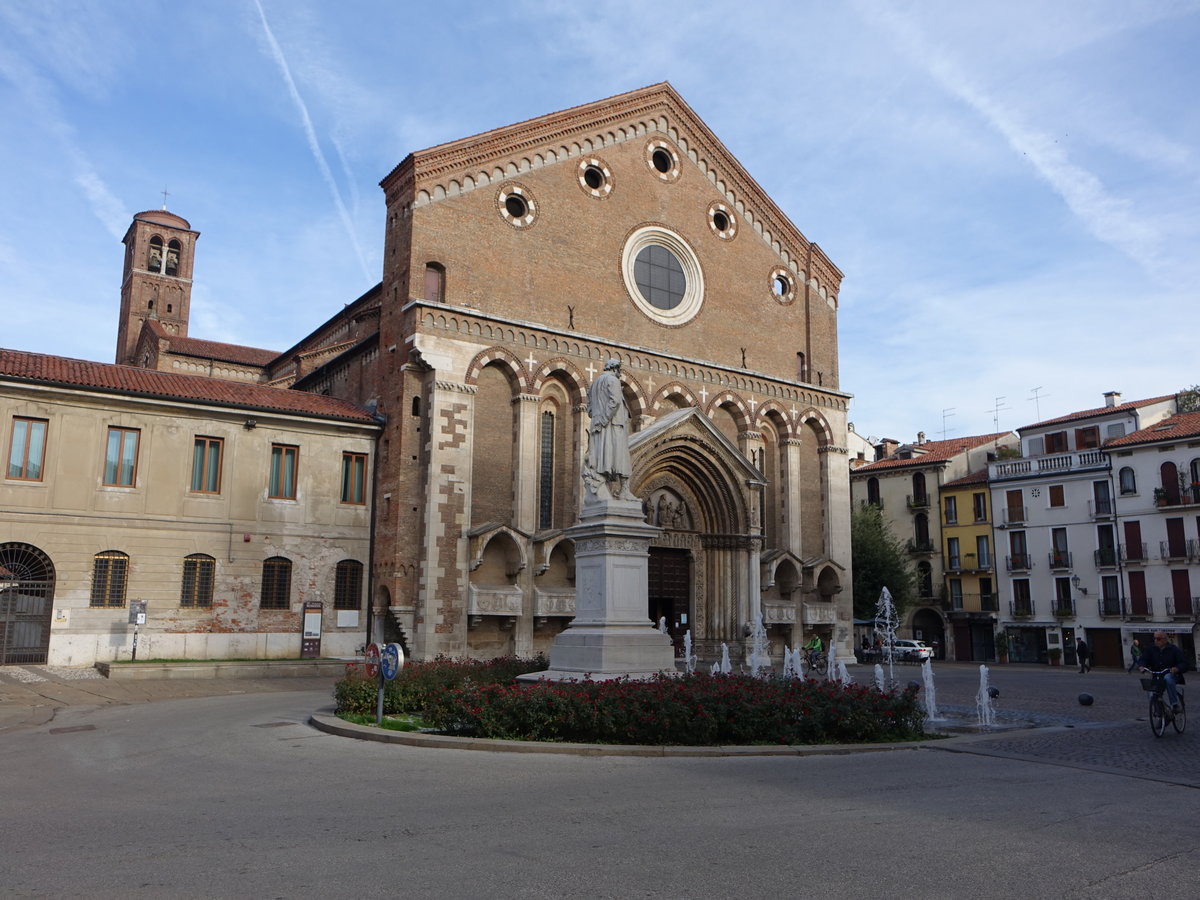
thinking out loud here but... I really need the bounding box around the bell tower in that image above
[116,209,199,365]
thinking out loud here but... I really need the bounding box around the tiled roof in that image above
[943,469,989,488]
[1019,395,1173,431]
[852,432,1013,473]
[0,348,380,424]
[1105,411,1200,448]
[147,321,279,367]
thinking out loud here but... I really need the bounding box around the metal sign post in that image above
[367,642,404,726]
[128,602,147,661]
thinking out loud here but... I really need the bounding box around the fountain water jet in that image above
[682,630,697,675]
[746,613,770,678]
[976,665,996,729]
[874,587,900,686]
[921,658,942,721]
[874,664,886,692]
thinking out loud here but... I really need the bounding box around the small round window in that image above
[769,266,797,304]
[497,183,537,228]
[577,157,613,198]
[707,201,737,240]
[621,225,704,325]
[644,140,681,182]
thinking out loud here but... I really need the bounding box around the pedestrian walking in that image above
[1126,638,1142,674]
[1076,637,1091,674]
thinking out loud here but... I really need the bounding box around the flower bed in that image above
[335,657,924,746]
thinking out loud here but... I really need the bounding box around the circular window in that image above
[621,225,704,325]
[644,140,681,182]
[769,266,797,304]
[577,157,613,199]
[707,201,737,240]
[497,183,537,228]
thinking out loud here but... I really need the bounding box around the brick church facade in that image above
[2,83,853,666]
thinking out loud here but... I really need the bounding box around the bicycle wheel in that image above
[1173,695,1186,734]
[1150,696,1167,737]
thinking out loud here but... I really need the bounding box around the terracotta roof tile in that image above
[147,321,279,366]
[0,348,379,425]
[943,469,990,488]
[1019,395,1173,431]
[1105,411,1200,448]
[852,432,1013,473]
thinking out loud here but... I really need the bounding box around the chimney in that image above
[916,431,926,444]
[874,438,900,461]
[1103,391,1122,408]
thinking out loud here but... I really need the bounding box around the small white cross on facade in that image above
[525,352,538,370]
[748,398,758,413]
[698,386,708,402]
[645,376,654,394]
[585,363,598,380]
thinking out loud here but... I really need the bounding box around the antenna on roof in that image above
[160,187,170,210]
[1028,386,1049,421]
[940,407,957,440]
[987,396,1011,432]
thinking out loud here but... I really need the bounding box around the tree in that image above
[1177,385,1200,413]
[851,503,918,619]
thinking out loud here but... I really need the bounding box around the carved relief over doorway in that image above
[645,487,691,531]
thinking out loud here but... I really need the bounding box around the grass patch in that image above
[338,712,429,732]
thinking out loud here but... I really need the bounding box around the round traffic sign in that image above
[380,642,404,680]
[363,642,380,679]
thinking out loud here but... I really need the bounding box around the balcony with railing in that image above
[946,555,961,572]
[1097,596,1123,618]
[906,538,935,555]
[1052,598,1076,618]
[990,449,1108,482]
[1153,484,1200,508]
[1010,600,1035,619]
[1159,539,1197,563]
[1166,596,1200,619]
[907,493,931,510]
[1125,596,1153,619]
[1002,505,1027,525]
[1094,547,1118,568]
[1006,553,1033,571]
[1119,543,1148,565]
[1047,551,1072,571]
[1088,498,1114,519]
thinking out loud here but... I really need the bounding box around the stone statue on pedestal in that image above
[583,358,637,503]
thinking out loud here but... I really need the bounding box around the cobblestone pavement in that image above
[910,662,1199,788]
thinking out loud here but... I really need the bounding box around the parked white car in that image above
[887,639,933,661]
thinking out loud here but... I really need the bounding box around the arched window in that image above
[423,262,445,303]
[181,554,215,608]
[796,351,807,381]
[1190,459,1200,504]
[917,561,933,598]
[334,560,364,611]
[912,472,928,506]
[165,239,181,277]
[538,410,555,529]
[147,236,164,273]
[260,557,292,610]
[866,476,881,506]
[1160,461,1180,505]
[90,551,129,607]
[914,513,930,549]
[1118,466,1136,495]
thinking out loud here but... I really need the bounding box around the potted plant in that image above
[995,631,1010,664]
[1047,647,1063,666]
[1154,487,1168,507]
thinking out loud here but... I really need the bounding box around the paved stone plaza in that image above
[1,662,1196,898]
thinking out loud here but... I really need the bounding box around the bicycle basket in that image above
[1140,677,1161,692]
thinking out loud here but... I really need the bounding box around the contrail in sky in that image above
[253,0,373,285]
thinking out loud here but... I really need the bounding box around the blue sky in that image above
[2,0,1197,443]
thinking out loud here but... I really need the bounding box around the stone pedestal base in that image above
[520,497,676,682]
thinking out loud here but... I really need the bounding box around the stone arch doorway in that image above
[0,543,56,665]
[911,607,945,660]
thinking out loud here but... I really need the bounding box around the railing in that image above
[1119,543,1148,564]
[1165,596,1200,619]
[1010,600,1035,619]
[980,592,998,612]
[1097,597,1123,618]
[1052,600,1076,618]
[907,493,931,510]
[907,539,935,554]
[1094,548,1118,568]
[1088,498,1114,518]
[990,450,1108,482]
[1155,486,1200,507]
[1006,554,1033,571]
[1159,539,1195,562]
[1048,552,1072,570]
[1126,596,1152,618]
[1002,506,1027,525]
[947,556,961,571]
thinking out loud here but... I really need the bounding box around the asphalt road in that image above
[0,664,1197,899]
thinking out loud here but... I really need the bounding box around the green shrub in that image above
[335,659,925,745]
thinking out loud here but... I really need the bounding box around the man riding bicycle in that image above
[1140,631,1189,713]
[802,633,824,668]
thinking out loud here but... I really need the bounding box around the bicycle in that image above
[1141,669,1186,737]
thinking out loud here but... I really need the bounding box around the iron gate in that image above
[0,543,56,665]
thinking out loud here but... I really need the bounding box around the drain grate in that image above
[48,724,97,734]
[252,721,295,728]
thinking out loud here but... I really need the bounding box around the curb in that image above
[309,707,960,757]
